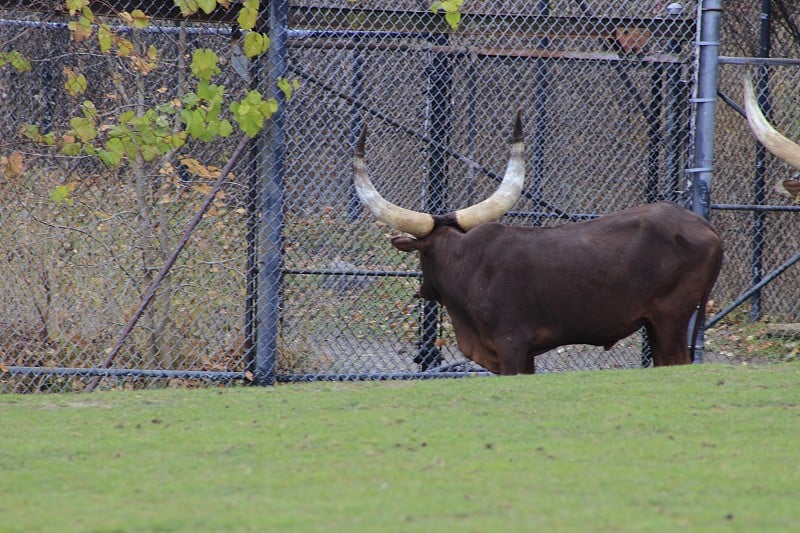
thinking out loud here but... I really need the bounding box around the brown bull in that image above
[353,113,723,374]
[743,77,800,199]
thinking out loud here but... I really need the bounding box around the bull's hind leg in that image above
[644,320,691,366]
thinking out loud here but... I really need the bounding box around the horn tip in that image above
[512,110,523,143]
[355,124,367,158]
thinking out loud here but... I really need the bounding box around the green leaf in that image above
[59,143,82,157]
[197,0,217,15]
[119,110,137,123]
[67,16,93,42]
[174,0,199,16]
[237,0,259,30]
[66,0,89,16]
[140,143,161,161]
[191,49,221,81]
[169,132,187,149]
[430,0,464,29]
[230,90,277,137]
[70,116,97,142]
[81,100,98,120]
[243,32,270,58]
[196,80,223,101]
[128,9,150,29]
[0,51,31,72]
[441,0,462,12]
[219,119,233,137]
[51,184,74,205]
[81,5,95,22]
[99,145,123,167]
[63,70,88,98]
[185,109,208,139]
[23,124,40,141]
[445,10,461,29]
[97,25,113,52]
[183,92,198,107]
[121,137,139,159]
[277,77,296,101]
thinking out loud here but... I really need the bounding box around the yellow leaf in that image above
[114,36,134,57]
[68,17,93,42]
[179,157,215,179]
[1,151,25,176]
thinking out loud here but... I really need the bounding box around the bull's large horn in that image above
[353,125,435,238]
[454,111,525,231]
[743,77,800,171]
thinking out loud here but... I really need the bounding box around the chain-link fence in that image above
[1,1,797,392]
[708,0,800,363]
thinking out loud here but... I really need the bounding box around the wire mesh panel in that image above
[278,1,702,379]
[707,0,800,362]
[0,2,252,391]
[8,1,784,392]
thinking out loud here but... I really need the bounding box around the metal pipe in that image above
[706,252,800,329]
[8,367,245,381]
[244,32,263,382]
[646,64,665,203]
[718,56,800,66]
[532,0,550,226]
[417,32,453,371]
[711,203,800,212]
[687,0,722,362]
[750,0,772,322]
[255,0,290,386]
[283,269,420,278]
[464,54,478,205]
[664,30,687,201]
[277,371,493,382]
[347,34,365,221]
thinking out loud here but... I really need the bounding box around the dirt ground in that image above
[306,331,770,377]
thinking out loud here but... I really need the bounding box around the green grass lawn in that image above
[1,364,799,532]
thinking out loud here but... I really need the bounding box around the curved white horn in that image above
[744,77,800,171]
[353,126,435,238]
[454,111,525,231]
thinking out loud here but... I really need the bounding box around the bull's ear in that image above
[390,235,420,252]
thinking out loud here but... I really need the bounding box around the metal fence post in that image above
[664,31,688,202]
[347,33,364,222]
[750,0,773,322]
[532,0,550,225]
[254,0,289,385]
[688,0,722,363]
[417,32,452,370]
[646,66,665,204]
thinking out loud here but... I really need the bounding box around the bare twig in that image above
[86,134,252,391]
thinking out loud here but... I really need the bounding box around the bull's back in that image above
[455,202,720,330]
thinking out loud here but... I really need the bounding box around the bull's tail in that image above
[688,252,723,361]
[688,300,707,362]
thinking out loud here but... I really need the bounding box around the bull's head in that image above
[353,112,525,238]
[743,77,800,199]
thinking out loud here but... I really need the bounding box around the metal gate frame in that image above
[11,1,796,388]
[705,0,800,331]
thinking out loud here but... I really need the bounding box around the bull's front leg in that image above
[494,334,535,375]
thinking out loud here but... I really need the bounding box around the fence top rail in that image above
[0,2,695,42]
[718,56,800,66]
[289,7,696,41]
